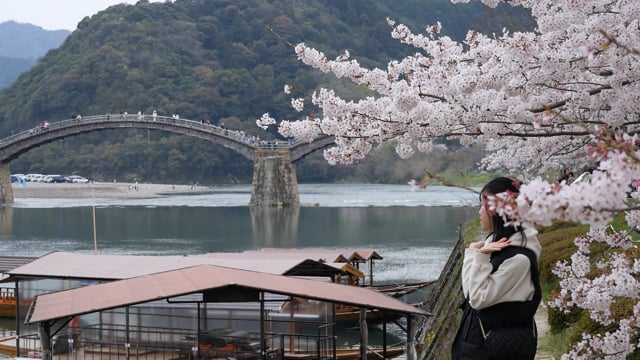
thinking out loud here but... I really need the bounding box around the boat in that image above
[333,346,406,360]
[374,281,434,306]
[279,281,433,325]
[374,281,434,298]
[0,289,15,318]
[282,346,406,360]
[0,288,30,318]
[197,340,408,360]
[408,179,428,191]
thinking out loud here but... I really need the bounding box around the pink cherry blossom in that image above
[260,1,640,357]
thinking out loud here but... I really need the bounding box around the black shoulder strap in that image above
[490,245,534,273]
[490,245,541,305]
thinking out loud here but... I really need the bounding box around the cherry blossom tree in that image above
[258,0,640,357]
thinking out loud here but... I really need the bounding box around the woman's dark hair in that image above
[480,176,525,243]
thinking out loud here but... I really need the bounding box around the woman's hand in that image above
[478,237,511,254]
[469,241,485,250]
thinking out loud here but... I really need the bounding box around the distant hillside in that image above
[0,56,34,88]
[0,0,534,184]
[0,21,70,88]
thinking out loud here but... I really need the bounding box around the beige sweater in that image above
[462,227,541,310]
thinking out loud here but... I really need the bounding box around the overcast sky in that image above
[0,1,162,31]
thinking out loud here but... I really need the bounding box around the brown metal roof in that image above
[7,251,357,281]
[26,264,427,324]
[281,259,363,278]
[348,250,383,263]
[253,248,383,262]
[0,255,38,273]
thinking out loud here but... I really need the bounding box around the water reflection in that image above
[250,206,300,248]
[0,206,12,235]
[0,206,474,255]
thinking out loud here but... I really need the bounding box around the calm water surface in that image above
[0,184,478,283]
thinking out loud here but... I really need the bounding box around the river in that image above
[0,183,478,283]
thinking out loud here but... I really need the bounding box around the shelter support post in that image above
[260,293,265,360]
[38,322,52,360]
[99,312,104,341]
[359,308,368,360]
[332,304,336,359]
[382,312,387,359]
[125,307,130,360]
[15,280,20,357]
[197,303,201,360]
[407,316,416,360]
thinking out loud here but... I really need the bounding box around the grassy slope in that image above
[536,221,589,357]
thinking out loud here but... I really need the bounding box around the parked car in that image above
[67,175,89,183]
[49,175,70,183]
[24,174,44,182]
[42,175,56,183]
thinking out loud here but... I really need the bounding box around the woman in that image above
[451,176,542,360]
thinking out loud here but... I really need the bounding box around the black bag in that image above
[478,246,541,360]
[480,319,537,360]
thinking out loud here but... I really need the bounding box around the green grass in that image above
[538,327,571,358]
[534,214,640,357]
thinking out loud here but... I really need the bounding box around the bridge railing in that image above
[0,113,304,150]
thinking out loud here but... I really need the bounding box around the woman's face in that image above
[479,200,492,232]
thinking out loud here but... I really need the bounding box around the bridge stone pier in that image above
[0,163,13,204]
[250,149,299,207]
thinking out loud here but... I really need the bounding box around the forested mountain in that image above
[0,0,534,184]
[0,21,70,89]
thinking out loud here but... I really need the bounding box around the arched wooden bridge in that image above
[0,113,335,206]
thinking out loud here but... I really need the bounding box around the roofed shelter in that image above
[346,250,383,286]
[25,264,428,360]
[1,251,369,357]
[5,251,363,282]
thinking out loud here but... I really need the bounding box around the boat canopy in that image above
[245,248,383,263]
[25,263,428,324]
[0,255,37,274]
[347,250,383,263]
[4,251,360,282]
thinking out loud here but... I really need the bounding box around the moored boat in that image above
[334,346,406,360]
[280,281,433,325]
[284,346,406,360]
[0,288,30,318]
[0,295,15,318]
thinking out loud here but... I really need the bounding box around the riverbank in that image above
[11,182,209,199]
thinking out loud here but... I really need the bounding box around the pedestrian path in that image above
[535,303,555,359]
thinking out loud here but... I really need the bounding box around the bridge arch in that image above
[0,114,336,206]
[0,114,258,163]
[289,135,335,162]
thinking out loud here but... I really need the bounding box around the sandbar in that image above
[10,182,205,199]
